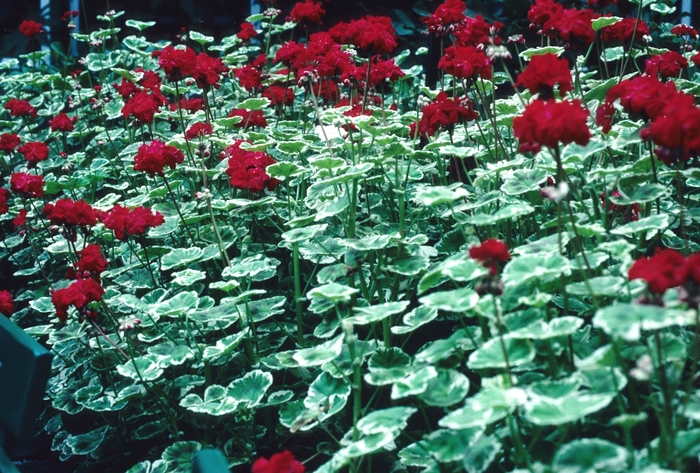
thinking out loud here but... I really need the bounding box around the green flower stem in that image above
[307,82,336,160]
[293,242,305,348]
[161,173,197,246]
[126,239,158,287]
[494,297,514,387]
[89,318,129,361]
[653,330,677,467]
[174,81,197,167]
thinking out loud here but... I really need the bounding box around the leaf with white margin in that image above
[592,303,693,341]
[307,283,359,304]
[416,427,485,463]
[117,354,164,381]
[462,434,501,473]
[357,406,417,435]
[502,253,571,287]
[419,287,479,312]
[468,336,535,370]
[438,387,526,430]
[523,391,615,426]
[418,369,470,407]
[202,328,249,362]
[364,348,412,386]
[508,316,584,340]
[348,301,409,325]
[566,276,625,297]
[465,203,535,226]
[391,365,438,399]
[161,441,201,473]
[293,334,344,367]
[552,439,627,473]
[179,384,238,416]
[610,213,669,236]
[413,185,469,206]
[337,431,397,458]
[227,370,273,409]
[391,306,439,334]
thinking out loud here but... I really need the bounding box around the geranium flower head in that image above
[287,0,326,25]
[516,53,572,99]
[0,290,13,317]
[409,92,478,138]
[121,90,162,124]
[19,20,44,38]
[134,140,185,176]
[154,45,197,81]
[185,122,214,140]
[0,188,10,215]
[75,244,109,276]
[238,22,258,41]
[645,51,688,80]
[225,140,277,192]
[10,172,44,198]
[194,52,228,89]
[49,112,76,132]
[453,15,492,47]
[512,99,591,153]
[234,64,263,92]
[5,98,37,118]
[629,248,686,296]
[422,0,466,36]
[438,45,491,81]
[671,24,698,40]
[13,209,27,231]
[542,7,597,48]
[527,0,563,29]
[0,133,20,152]
[228,109,268,129]
[469,239,510,274]
[601,18,650,43]
[100,204,165,241]
[252,451,305,473]
[640,92,700,165]
[17,142,50,165]
[262,85,295,107]
[603,75,678,121]
[51,278,105,322]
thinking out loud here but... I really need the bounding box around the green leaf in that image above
[592,303,692,341]
[592,16,622,31]
[151,291,200,318]
[126,460,168,473]
[308,283,359,304]
[466,203,535,226]
[392,306,439,334]
[227,370,273,409]
[305,372,351,408]
[344,235,393,251]
[419,428,485,463]
[468,336,535,370]
[419,287,479,312]
[161,441,202,473]
[189,30,214,44]
[553,439,627,473]
[292,334,344,367]
[202,328,249,363]
[161,247,204,271]
[357,406,417,435]
[171,268,206,286]
[391,366,438,399]
[281,224,328,244]
[364,348,412,386]
[610,183,669,205]
[501,169,548,195]
[222,255,279,281]
[509,316,584,339]
[439,387,522,429]
[503,253,571,287]
[267,161,306,180]
[237,98,270,110]
[462,435,501,473]
[566,276,625,297]
[117,354,164,381]
[64,425,109,455]
[520,46,564,60]
[180,384,238,416]
[418,369,470,407]
[413,186,469,206]
[610,213,669,236]
[524,391,614,426]
[386,254,430,276]
[348,301,409,325]
[124,19,156,31]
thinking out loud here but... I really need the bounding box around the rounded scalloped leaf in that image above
[161,441,202,473]
[418,369,470,407]
[419,287,479,313]
[171,268,206,286]
[391,366,438,399]
[523,391,615,426]
[307,283,359,304]
[468,336,535,370]
[552,438,628,473]
[413,186,469,206]
[465,203,534,226]
[592,303,693,341]
[161,247,204,271]
[501,169,548,196]
[150,291,200,318]
[566,276,625,297]
[227,370,273,409]
[357,406,417,436]
[281,224,328,244]
[292,334,344,367]
[508,316,584,340]
[117,354,164,381]
[365,348,412,386]
[202,328,250,364]
[305,372,351,408]
[392,306,439,334]
[502,253,571,287]
[348,300,409,325]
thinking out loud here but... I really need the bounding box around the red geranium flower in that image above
[17,142,50,165]
[19,20,44,38]
[527,0,563,29]
[469,239,510,274]
[238,22,258,41]
[331,16,398,54]
[113,77,140,99]
[671,24,698,39]
[185,122,213,140]
[0,290,13,317]
[51,278,105,322]
[600,190,640,221]
[171,96,204,113]
[512,99,591,153]
[453,15,492,47]
[0,188,10,214]
[645,51,688,80]
[49,112,76,132]
[10,172,44,198]
[121,90,162,124]
[516,53,572,99]
[603,75,678,121]
[438,45,491,81]
[262,85,295,107]
[5,98,37,118]
[629,248,686,295]
[75,244,109,276]
[287,0,326,25]
[0,133,20,152]
[596,100,616,134]
[409,91,478,138]
[640,92,700,164]
[234,64,263,92]
[194,53,228,89]
[13,209,27,230]
[133,140,185,176]
[422,0,466,36]
[228,109,268,129]
[225,140,277,192]
[252,451,305,473]
[692,52,700,68]
[100,204,165,241]
[155,45,197,82]
[542,8,597,48]
[42,198,98,227]
[601,17,650,43]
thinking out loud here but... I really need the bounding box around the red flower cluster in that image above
[516,53,572,99]
[262,85,295,107]
[542,7,597,48]
[194,53,228,89]
[599,75,677,123]
[171,96,204,113]
[0,290,13,317]
[43,199,98,228]
[51,278,104,322]
[185,123,213,140]
[513,99,591,153]
[13,209,27,230]
[252,451,305,473]
[453,15,493,47]
[600,190,640,222]
[133,140,185,176]
[5,99,37,118]
[629,249,688,296]
[100,204,165,241]
[438,46,491,81]
[409,92,478,138]
[601,17,650,43]
[644,51,688,80]
[0,188,10,214]
[49,112,76,132]
[228,109,268,129]
[469,239,510,275]
[121,90,163,124]
[225,140,277,192]
[10,172,44,198]
[422,0,466,36]
[17,142,49,165]
[329,15,398,54]
[237,22,257,41]
[0,133,20,152]
[19,20,44,38]
[154,45,228,89]
[287,0,326,25]
[340,56,405,89]
[75,244,109,278]
[640,92,700,164]
[235,63,263,92]
[671,24,698,39]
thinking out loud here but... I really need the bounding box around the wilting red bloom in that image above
[238,22,257,41]
[228,109,268,129]
[600,190,640,221]
[453,15,492,47]
[671,24,698,39]
[185,122,213,140]
[469,239,510,274]
[527,0,563,29]
[0,290,13,317]
[43,198,98,228]
[51,278,105,322]
[234,64,263,91]
[542,8,597,48]
[0,188,10,214]
[0,133,20,152]
[155,45,197,81]
[17,142,49,165]
[49,112,76,132]
[75,244,108,275]
[194,53,228,89]
[423,0,466,36]
[19,20,43,38]
[409,92,478,137]
[287,0,326,24]
[516,53,572,98]
[122,90,162,124]
[10,172,44,198]
[113,77,140,99]
[331,16,398,53]
[262,85,295,107]
[645,51,688,80]
[513,99,591,153]
[603,75,678,121]
[225,140,277,192]
[134,140,185,176]
[171,96,204,113]
[438,45,491,81]
[629,248,686,295]
[252,451,305,473]
[13,209,27,230]
[602,17,650,43]
[596,100,615,134]
[640,92,700,164]
[100,204,165,241]
[5,98,37,118]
